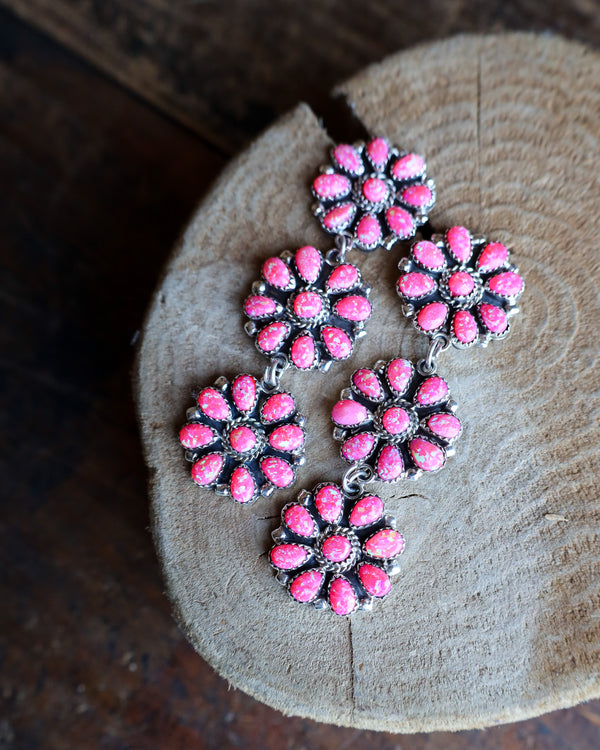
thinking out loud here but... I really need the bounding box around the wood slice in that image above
[135,34,600,732]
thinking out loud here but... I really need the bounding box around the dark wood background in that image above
[1,2,599,748]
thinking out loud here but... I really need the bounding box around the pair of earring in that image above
[178,137,524,617]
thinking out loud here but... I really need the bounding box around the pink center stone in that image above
[191,453,224,486]
[244,295,277,319]
[270,544,309,570]
[329,577,357,616]
[417,302,448,332]
[397,271,436,298]
[321,326,352,359]
[477,242,508,273]
[381,407,411,435]
[290,335,316,370]
[349,495,384,527]
[362,177,389,203]
[479,303,508,334]
[364,529,405,559]
[446,226,472,263]
[333,144,363,174]
[229,466,256,504]
[391,153,425,181]
[261,392,295,422]
[313,173,351,200]
[269,424,304,452]
[448,271,475,297]
[416,376,449,406]
[332,399,368,427]
[488,271,524,297]
[284,504,315,537]
[412,240,445,270]
[229,425,257,453]
[322,535,352,563]
[257,321,288,353]
[293,291,323,319]
[409,437,445,472]
[294,246,321,283]
[262,257,290,288]
[376,445,404,481]
[231,374,257,412]
[352,369,383,400]
[453,310,478,344]
[427,413,462,440]
[290,570,323,603]
[335,295,371,322]
[386,358,413,393]
[323,202,355,231]
[366,137,389,168]
[356,215,382,246]
[401,184,433,208]
[179,423,215,450]
[197,388,231,420]
[386,206,415,238]
[315,485,343,523]
[358,564,392,598]
[341,433,376,462]
[326,264,359,291]
[261,456,294,488]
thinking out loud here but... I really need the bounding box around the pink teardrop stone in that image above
[381,407,411,435]
[333,144,363,174]
[261,392,295,422]
[362,177,389,203]
[447,271,475,297]
[427,413,461,440]
[262,257,290,288]
[416,376,448,406]
[341,433,376,461]
[364,529,405,559]
[391,153,425,181]
[269,424,304,452]
[377,445,404,481]
[322,535,352,562]
[191,453,224,486]
[321,326,352,359]
[349,495,384,527]
[335,295,371,322]
[409,437,445,471]
[315,484,344,523]
[412,240,446,270]
[366,137,389,168]
[290,569,323,603]
[417,302,448,332]
[446,226,472,263]
[260,456,294,488]
[479,303,508,334]
[386,358,413,394]
[313,173,351,200]
[453,310,478,344]
[197,388,231,420]
[386,206,415,238]
[329,577,357,616]
[401,184,433,208]
[352,369,383,400]
[293,291,322,318]
[332,399,368,427]
[397,272,436,298]
[477,242,508,272]
[290,335,316,370]
[358,564,392,597]
[179,423,215,449]
[229,425,257,453]
[270,544,309,570]
[356,214,382,246]
[244,295,277,319]
[294,246,321,283]
[257,321,288,353]
[488,271,524,297]
[229,466,256,504]
[284,504,315,537]
[326,264,359,291]
[322,202,355,231]
[231,374,257,412]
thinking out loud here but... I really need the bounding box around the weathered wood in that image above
[137,34,600,732]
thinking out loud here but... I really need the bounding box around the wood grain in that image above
[137,34,600,732]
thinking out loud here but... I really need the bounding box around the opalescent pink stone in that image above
[477,242,508,272]
[197,388,231,420]
[191,453,224,486]
[333,144,363,174]
[349,495,384,527]
[294,246,321,283]
[341,433,376,462]
[261,392,295,422]
[397,271,436,298]
[446,226,472,263]
[335,295,371,322]
[321,326,352,359]
[381,406,411,435]
[315,485,344,523]
[229,466,256,504]
[293,291,322,318]
[332,399,368,427]
[229,425,257,453]
[409,437,445,471]
[356,215,382,246]
[290,569,323,603]
[358,564,391,597]
[401,184,433,208]
[364,529,405,559]
[362,177,389,203]
[386,358,413,394]
[179,423,215,449]
[329,577,357,616]
[453,310,478,344]
[427,413,461,440]
[284,504,315,537]
[412,240,445,270]
[231,374,257,412]
[417,302,448,332]
[352,369,383,400]
[322,202,355,231]
[488,271,524,297]
[326,264,359,291]
[313,173,351,200]
[416,376,448,406]
[244,295,277,319]
[366,137,389,168]
[322,535,352,562]
[448,271,475,297]
[269,424,304,452]
[386,206,415,238]
[260,456,294,488]
[377,445,404,481]
[270,544,309,570]
[391,152,425,181]
[290,335,316,369]
[262,257,290,288]
[257,321,288,353]
[479,303,508,334]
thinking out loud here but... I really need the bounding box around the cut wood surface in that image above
[136,34,600,732]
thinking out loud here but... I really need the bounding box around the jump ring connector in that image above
[326,233,353,265]
[418,333,450,375]
[342,463,375,497]
[261,354,289,393]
